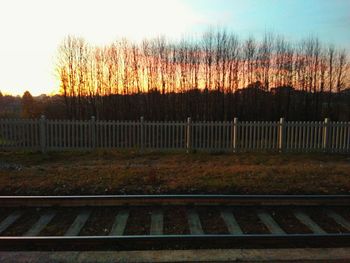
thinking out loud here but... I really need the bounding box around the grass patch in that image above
[0,150,349,195]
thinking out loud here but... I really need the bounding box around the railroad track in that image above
[0,195,349,251]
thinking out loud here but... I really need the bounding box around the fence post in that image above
[323,118,329,152]
[140,116,144,152]
[40,115,46,153]
[91,116,96,150]
[233,117,238,152]
[186,117,191,153]
[278,117,285,152]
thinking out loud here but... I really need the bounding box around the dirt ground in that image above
[0,150,349,195]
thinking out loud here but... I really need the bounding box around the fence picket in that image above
[1,117,349,153]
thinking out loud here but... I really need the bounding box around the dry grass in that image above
[0,150,349,195]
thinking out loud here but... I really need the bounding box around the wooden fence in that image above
[0,116,349,153]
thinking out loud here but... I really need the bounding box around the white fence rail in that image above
[0,117,349,153]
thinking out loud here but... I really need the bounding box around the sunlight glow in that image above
[0,0,205,96]
[0,0,349,96]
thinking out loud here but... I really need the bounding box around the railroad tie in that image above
[293,210,326,234]
[24,210,56,236]
[257,210,285,234]
[220,209,243,234]
[325,209,350,231]
[150,209,163,235]
[0,210,22,235]
[64,208,91,236]
[187,208,203,235]
[109,209,129,236]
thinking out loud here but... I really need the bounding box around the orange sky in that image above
[1,0,349,96]
[0,0,208,96]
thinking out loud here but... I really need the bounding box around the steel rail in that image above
[1,234,350,251]
[1,195,350,207]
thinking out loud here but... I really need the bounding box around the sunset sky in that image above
[0,0,349,96]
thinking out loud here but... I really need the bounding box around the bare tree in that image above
[55,30,350,121]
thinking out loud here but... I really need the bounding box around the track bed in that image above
[0,195,349,250]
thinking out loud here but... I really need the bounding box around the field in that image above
[0,150,349,195]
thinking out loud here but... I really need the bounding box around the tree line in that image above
[2,29,350,121]
[56,29,349,121]
[0,88,349,121]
